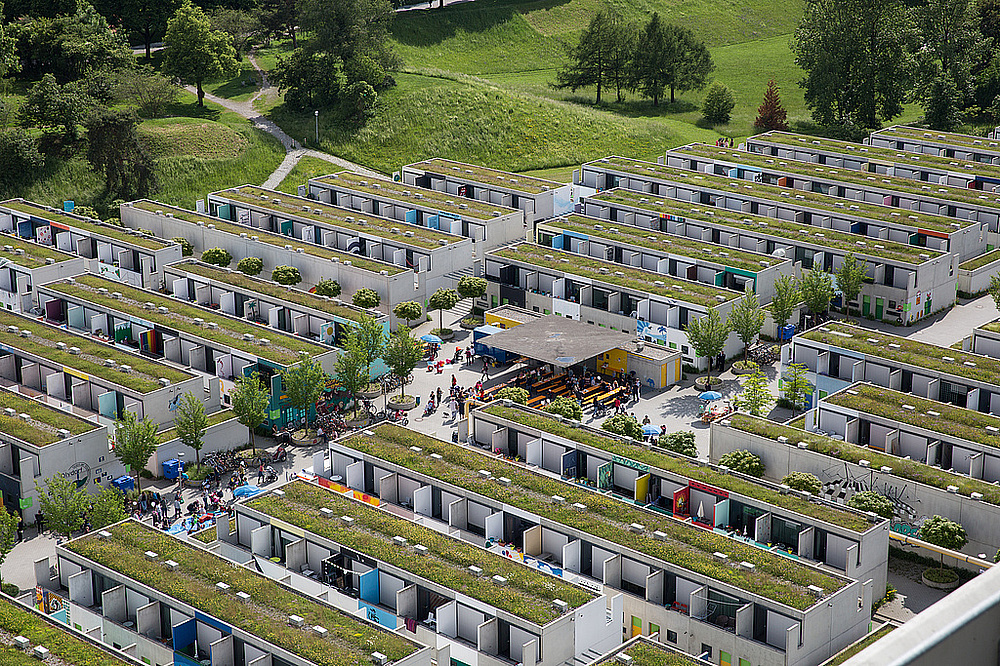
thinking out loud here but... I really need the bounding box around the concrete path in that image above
[837,293,999,348]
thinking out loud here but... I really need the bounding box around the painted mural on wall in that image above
[816,459,922,535]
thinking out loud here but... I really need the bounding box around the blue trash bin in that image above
[111,475,135,493]
[162,458,181,480]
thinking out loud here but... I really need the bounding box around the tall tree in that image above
[456,275,487,303]
[917,0,985,105]
[792,0,917,130]
[354,315,387,381]
[174,392,209,467]
[727,292,766,364]
[162,0,239,106]
[754,79,788,131]
[733,369,774,417]
[280,354,327,425]
[106,0,180,60]
[989,274,1000,311]
[88,486,126,530]
[0,2,13,78]
[428,288,460,334]
[782,362,811,414]
[554,9,617,104]
[684,308,730,381]
[835,252,866,315]
[84,108,157,200]
[769,274,800,343]
[335,331,370,419]
[607,18,636,102]
[35,474,88,537]
[632,16,713,105]
[210,7,260,59]
[670,25,714,103]
[800,264,834,315]
[299,0,395,67]
[231,371,270,454]
[0,507,16,586]
[257,0,298,47]
[381,325,422,398]
[113,411,159,491]
[919,515,968,569]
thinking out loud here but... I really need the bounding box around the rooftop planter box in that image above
[0,231,75,268]
[339,425,848,610]
[727,414,1000,507]
[0,388,97,446]
[65,522,418,666]
[4,200,170,250]
[409,158,560,195]
[249,481,594,624]
[479,404,870,532]
[596,639,706,666]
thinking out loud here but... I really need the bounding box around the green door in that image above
[862,295,871,316]
[875,298,884,320]
[925,298,932,316]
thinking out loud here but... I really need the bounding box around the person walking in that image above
[257,463,265,485]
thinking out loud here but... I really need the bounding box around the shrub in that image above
[544,397,583,421]
[236,256,263,276]
[495,387,530,405]
[0,129,43,187]
[702,82,736,124]
[201,247,232,267]
[343,81,377,125]
[782,472,821,495]
[314,278,341,297]
[847,490,894,519]
[171,237,194,256]
[352,288,381,309]
[2,582,19,596]
[919,515,968,568]
[658,431,697,457]
[272,265,302,286]
[601,413,643,441]
[718,450,765,477]
[393,301,422,324]
[922,567,958,583]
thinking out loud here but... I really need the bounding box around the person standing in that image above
[16,516,25,542]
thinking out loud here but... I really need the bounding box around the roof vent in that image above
[119,364,131,373]
[69,347,80,355]
[288,615,304,628]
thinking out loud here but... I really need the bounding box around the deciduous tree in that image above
[920,515,968,568]
[231,371,269,454]
[392,301,422,326]
[85,108,157,201]
[334,331,370,419]
[702,82,735,124]
[684,308,730,380]
[769,274,799,343]
[35,474,88,537]
[0,507,17,586]
[354,314,387,381]
[381,325,422,398]
[782,362,811,414]
[733,368,774,417]
[352,287,380,309]
[113,410,159,491]
[281,354,327,425]
[428,288,460,333]
[727,292,765,364]
[162,0,239,107]
[174,392,209,467]
[835,252,866,315]
[800,264,834,315]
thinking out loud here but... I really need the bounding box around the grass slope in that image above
[272,72,717,174]
[276,155,340,195]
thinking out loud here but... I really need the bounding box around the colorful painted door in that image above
[875,298,884,320]
[720,652,732,666]
[631,616,642,637]
[862,295,871,316]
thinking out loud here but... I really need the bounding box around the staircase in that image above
[565,648,607,666]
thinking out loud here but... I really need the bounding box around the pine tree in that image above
[754,79,789,131]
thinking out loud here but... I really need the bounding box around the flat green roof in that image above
[128,201,407,276]
[587,156,970,233]
[800,321,1000,385]
[0,310,191,393]
[249,480,596,624]
[826,382,1000,449]
[875,126,1000,152]
[480,404,870,532]
[169,260,372,323]
[588,189,945,265]
[2,200,171,250]
[158,407,234,439]
[538,214,783,272]
[959,248,1000,271]
[314,171,518,219]
[673,144,1000,211]
[46,274,327,366]
[0,596,133,666]
[65,521,419,666]
[596,640,704,666]
[0,387,97,446]
[492,243,740,308]
[751,131,1000,181]
[726,413,1000,509]
[408,158,562,194]
[217,186,464,249]
[336,424,849,610]
[0,231,76,268]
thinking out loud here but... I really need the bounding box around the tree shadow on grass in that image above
[391,0,574,47]
[160,99,223,123]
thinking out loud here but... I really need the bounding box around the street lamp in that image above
[314,110,319,145]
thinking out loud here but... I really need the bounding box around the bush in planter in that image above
[172,237,194,256]
[718,450,765,477]
[392,301,422,326]
[236,256,263,276]
[201,247,232,267]
[658,431,697,457]
[544,396,583,421]
[2,582,19,596]
[922,567,958,584]
[847,490,895,519]
[601,413,643,441]
[352,287,380,309]
[314,278,341,297]
[272,265,302,286]
[495,387,530,405]
[919,515,968,569]
[782,471,821,495]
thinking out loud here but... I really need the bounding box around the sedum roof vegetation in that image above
[596,640,704,666]
[337,424,848,610]
[480,404,870,532]
[674,144,1000,210]
[0,595,133,666]
[408,158,562,194]
[0,232,75,269]
[314,171,517,219]
[128,200,406,275]
[170,260,370,323]
[66,521,419,666]
[46,274,326,366]
[538,214,782,272]
[959,248,1000,271]
[2,200,170,250]
[876,125,1000,151]
[492,243,740,308]
[0,310,191,393]
[219,185,464,249]
[726,413,1000,507]
[0,388,97,446]
[588,189,940,265]
[825,382,1000,449]
[248,480,595,624]
[589,156,968,233]
[799,321,1000,385]
[751,131,1000,181]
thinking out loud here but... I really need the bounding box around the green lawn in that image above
[203,57,261,103]
[276,155,340,195]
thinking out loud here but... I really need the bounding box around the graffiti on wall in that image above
[817,460,922,534]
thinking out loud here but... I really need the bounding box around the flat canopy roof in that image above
[480,315,637,367]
